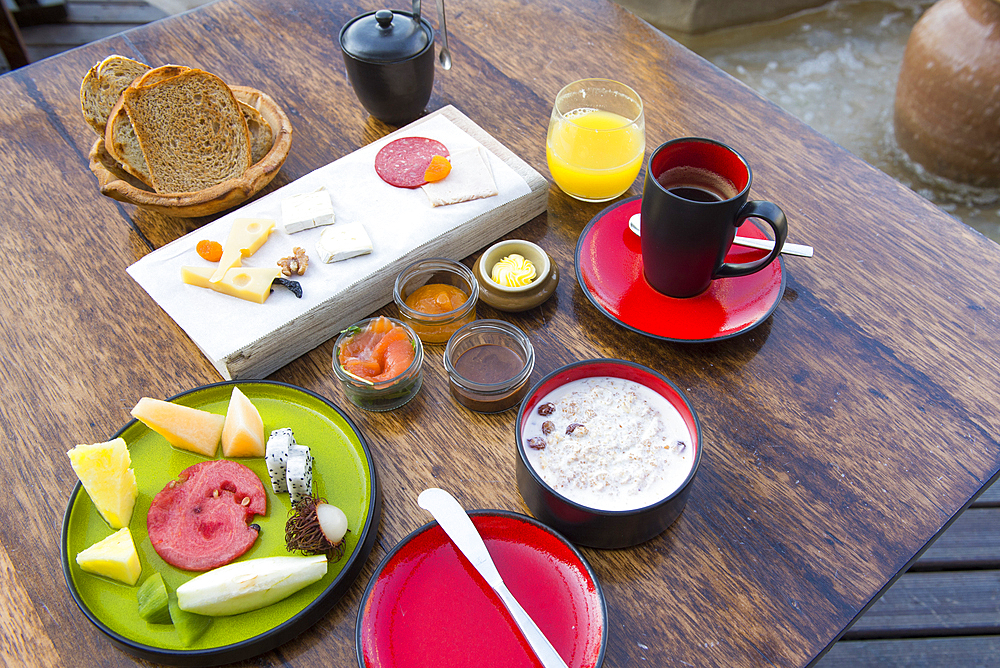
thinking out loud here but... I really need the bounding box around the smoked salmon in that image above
[338,316,416,383]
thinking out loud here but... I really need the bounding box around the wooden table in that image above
[3,0,999,666]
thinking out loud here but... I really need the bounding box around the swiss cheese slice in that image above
[182,265,282,304]
[209,218,276,283]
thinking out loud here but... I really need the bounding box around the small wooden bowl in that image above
[87,86,293,218]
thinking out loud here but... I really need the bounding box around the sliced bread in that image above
[123,68,252,194]
[80,55,150,136]
[104,96,152,186]
[239,101,273,165]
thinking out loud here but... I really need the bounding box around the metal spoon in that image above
[627,213,814,257]
[436,0,452,69]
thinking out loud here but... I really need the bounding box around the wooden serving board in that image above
[127,105,548,380]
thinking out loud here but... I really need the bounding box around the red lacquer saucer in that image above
[356,511,607,668]
[575,196,785,342]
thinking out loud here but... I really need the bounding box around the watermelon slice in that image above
[147,460,266,572]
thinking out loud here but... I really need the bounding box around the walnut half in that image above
[278,247,309,276]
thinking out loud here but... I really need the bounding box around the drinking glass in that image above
[546,79,645,202]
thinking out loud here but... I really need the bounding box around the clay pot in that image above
[894,0,1000,187]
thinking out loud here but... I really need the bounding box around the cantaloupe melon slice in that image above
[221,386,265,457]
[130,397,225,457]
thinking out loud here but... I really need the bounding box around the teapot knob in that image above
[375,9,393,28]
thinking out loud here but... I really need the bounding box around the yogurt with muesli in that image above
[521,376,693,511]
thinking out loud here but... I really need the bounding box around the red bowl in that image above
[356,510,607,667]
[515,358,702,549]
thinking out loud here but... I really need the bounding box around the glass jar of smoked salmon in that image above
[393,258,479,344]
[332,316,424,411]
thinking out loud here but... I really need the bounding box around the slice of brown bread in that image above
[79,55,150,136]
[123,69,251,194]
[238,100,273,165]
[104,96,152,186]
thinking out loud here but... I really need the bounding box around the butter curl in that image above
[491,253,536,287]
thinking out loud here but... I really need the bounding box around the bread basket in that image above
[88,86,292,218]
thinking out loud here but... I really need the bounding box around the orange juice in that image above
[546,108,645,202]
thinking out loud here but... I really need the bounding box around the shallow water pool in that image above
[665,0,1000,244]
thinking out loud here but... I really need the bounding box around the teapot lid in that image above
[340,9,431,63]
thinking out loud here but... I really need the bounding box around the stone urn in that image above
[893,0,1000,187]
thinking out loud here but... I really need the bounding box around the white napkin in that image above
[127,115,532,371]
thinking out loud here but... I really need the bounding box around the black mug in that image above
[640,137,787,298]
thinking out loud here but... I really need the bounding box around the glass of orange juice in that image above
[546,79,645,202]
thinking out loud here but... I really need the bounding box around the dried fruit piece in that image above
[196,239,223,262]
[423,154,451,182]
[527,437,546,450]
[537,402,555,416]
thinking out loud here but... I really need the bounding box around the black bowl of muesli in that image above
[515,358,701,549]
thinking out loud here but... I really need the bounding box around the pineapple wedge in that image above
[68,437,138,529]
[76,527,142,585]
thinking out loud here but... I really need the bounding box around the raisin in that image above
[566,423,588,436]
[541,420,555,435]
[526,437,546,450]
[537,402,555,416]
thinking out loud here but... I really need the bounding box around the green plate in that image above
[61,381,381,666]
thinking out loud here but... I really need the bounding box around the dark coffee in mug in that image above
[640,138,788,298]
[656,165,739,203]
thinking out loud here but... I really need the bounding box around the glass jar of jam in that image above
[394,258,479,344]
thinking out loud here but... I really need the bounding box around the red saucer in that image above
[356,511,606,668]
[575,196,785,342]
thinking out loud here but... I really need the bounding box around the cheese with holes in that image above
[182,266,282,303]
[210,218,276,282]
[281,190,335,234]
[316,222,373,263]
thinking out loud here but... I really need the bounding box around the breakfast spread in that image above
[80,57,276,195]
[404,283,469,314]
[146,459,266,571]
[521,376,694,511]
[491,253,536,287]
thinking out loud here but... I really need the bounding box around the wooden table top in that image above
[3,0,1000,666]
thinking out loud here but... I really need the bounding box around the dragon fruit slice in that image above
[265,428,296,494]
[286,443,313,505]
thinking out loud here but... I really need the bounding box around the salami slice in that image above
[147,460,266,572]
[375,136,450,189]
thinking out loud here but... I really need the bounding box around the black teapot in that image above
[340,0,451,126]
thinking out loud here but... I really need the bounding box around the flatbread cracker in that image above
[421,146,499,206]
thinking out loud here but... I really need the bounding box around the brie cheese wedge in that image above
[281,190,335,234]
[316,222,373,263]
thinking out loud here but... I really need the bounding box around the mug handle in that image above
[714,200,788,279]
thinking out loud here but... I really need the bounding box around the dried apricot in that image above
[196,239,223,262]
[423,154,452,183]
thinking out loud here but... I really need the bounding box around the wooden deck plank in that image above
[912,508,1000,570]
[817,636,1000,667]
[844,570,1000,639]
